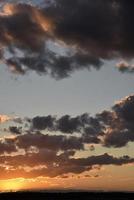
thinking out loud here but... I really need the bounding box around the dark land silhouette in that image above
[0,191,134,200]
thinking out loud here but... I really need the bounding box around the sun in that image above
[1,178,24,192]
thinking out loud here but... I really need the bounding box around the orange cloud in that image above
[0,115,10,123]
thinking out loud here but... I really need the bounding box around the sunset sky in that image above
[0,0,134,192]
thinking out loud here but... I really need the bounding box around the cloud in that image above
[9,126,22,134]
[0,3,51,49]
[3,46,102,79]
[0,152,133,179]
[89,145,95,151]
[0,137,17,154]
[29,114,102,144]
[116,61,134,73]
[70,153,134,166]
[0,132,83,155]
[0,95,131,149]
[1,1,134,78]
[48,0,134,58]
[0,2,102,79]
[31,114,102,135]
[12,94,134,148]
[0,115,11,123]
[1,94,134,179]
[15,132,84,151]
[97,95,134,147]
[32,115,55,131]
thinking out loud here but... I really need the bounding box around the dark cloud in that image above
[32,114,102,134]
[97,95,134,147]
[47,0,134,58]
[24,94,134,147]
[113,95,134,123]
[0,149,58,168]
[30,114,102,144]
[9,126,22,134]
[3,95,133,148]
[15,132,84,151]
[47,0,119,57]
[0,3,103,79]
[1,95,134,179]
[89,145,95,151]
[4,48,102,79]
[56,114,86,134]
[0,3,48,50]
[0,152,133,179]
[32,115,55,130]
[1,1,134,78]
[0,138,17,154]
[103,130,134,148]
[70,153,134,167]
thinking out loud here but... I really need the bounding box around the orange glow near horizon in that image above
[0,177,58,192]
[0,178,24,192]
[0,165,134,192]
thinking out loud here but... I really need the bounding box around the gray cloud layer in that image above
[3,94,134,148]
[23,95,134,148]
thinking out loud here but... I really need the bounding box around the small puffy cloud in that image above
[0,115,11,123]
[9,126,22,135]
[116,61,134,73]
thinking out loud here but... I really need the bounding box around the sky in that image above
[0,0,134,192]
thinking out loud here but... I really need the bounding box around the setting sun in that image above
[0,179,24,192]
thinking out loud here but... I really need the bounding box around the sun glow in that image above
[0,178,24,192]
